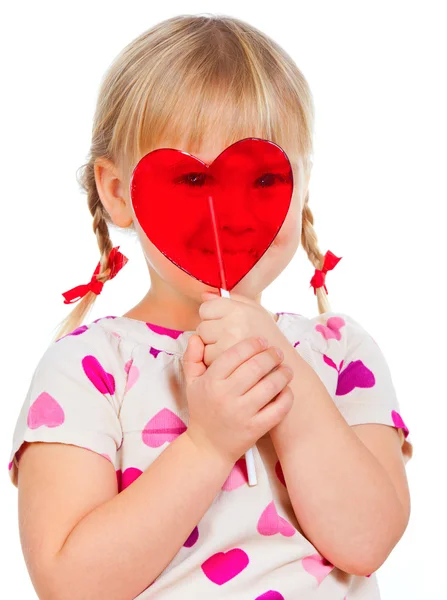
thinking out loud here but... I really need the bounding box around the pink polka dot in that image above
[222,458,248,491]
[315,316,345,341]
[124,359,140,393]
[142,408,186,447]
[257,501,296,537]
[302,553,334,585]
[27,392,65,429]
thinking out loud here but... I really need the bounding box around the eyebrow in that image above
[193,158,294,169]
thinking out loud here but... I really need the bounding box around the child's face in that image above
[96,136,310,304]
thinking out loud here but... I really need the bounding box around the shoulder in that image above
[280,310,369,355]
[34,318,130,391]
[45,318,117,359]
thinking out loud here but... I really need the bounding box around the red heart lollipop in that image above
[130,137,293,291]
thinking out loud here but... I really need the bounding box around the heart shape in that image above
[315,316,345,341]
[257,501,296,537]
[222,457,248,491]
[142,408,187,447]
[183,525,199,548]
[274,460,287,487]
[27,392,65,429]
[124,359,140,393]
[82,355,116,395]
[302,553,334,585]
[336,359,375,396]
[130,137,293,290]
[121,467,143,491]
[201,548,249,584]
[391,410,410,437]
[255,592,285,600]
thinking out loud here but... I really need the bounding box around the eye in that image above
[174,172,208,187]
[254,172,291,188]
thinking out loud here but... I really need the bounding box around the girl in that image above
[8,13,413,600]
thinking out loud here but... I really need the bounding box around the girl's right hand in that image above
[182,334,294,464]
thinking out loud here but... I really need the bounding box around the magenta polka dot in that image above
[69,325,89,336]
[336,359,375,396]
[121,467,143,490]
[391,410,410,437]
[147,322,184,339]
[82,355,116,395]
[255,592,284,600]
[93,316,117,323]
[201,548,249,585]
[275,460,286,487]
[149,346,174,358]
[183,526,199,548]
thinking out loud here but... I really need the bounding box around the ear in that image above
[94,157,133,228]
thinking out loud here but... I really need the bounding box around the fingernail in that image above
[258,336,268,348]
[274,347,284,359]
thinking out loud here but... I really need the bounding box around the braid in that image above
[51,160,115,343]
[91,203,114,286]
[301,191,332,315]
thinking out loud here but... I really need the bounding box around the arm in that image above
[268,334,410,576]
[17,433,233,600]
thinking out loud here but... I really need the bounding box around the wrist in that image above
[183,428,235,472]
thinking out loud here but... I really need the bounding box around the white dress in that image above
[8,311,413,599]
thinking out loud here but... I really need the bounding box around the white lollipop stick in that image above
[206,194,258,486]
[219,287,258,486]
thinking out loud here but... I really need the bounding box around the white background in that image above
[1,1,445,598]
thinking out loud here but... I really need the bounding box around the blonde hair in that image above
[52,13,331,342]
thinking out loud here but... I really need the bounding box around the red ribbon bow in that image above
[62,246,129,305]
[309,250,342,295]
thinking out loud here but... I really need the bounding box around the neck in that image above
[121,269,273,331]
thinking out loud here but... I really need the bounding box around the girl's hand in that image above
[182,333,294,464]
[197,291,287,367]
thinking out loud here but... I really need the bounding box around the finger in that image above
[253,385,294,432]
[227,346,285,396]
[207,336,268,381]
[199,296,233,321]
[195,319,222,344]
[243,363,294,414]
[181,334,206,383]
[204,340,227,367]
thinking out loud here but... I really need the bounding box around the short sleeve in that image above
[332,313,413,465]
[7,324,125,488]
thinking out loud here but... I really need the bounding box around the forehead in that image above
[172,136,298,169]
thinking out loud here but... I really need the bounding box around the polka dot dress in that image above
[8,311,413,599]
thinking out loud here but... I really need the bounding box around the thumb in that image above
[182,333,207,385]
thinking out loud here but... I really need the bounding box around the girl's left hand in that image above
[197,291,286,367]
